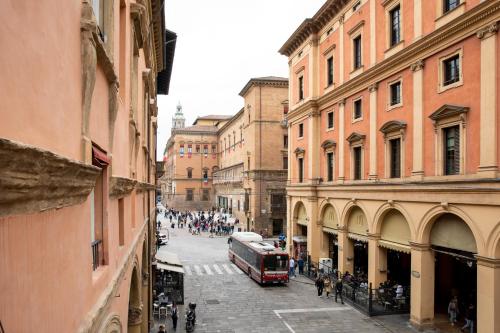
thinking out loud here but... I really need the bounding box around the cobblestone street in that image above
[154,211,426,333]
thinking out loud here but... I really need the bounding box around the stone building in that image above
[213,77,289,235]
[0,0,174,332]
[280,0,499,331]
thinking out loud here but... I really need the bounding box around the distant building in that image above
[0,0,175,332]
[172,102,186,131]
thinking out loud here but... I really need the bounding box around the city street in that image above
[154,211,424,333]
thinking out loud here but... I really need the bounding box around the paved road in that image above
[154,209,422,333]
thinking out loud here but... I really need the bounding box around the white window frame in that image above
[438,48,463,93]
[352,97,364,122]
[327,110,335,130]
[383,0,404,58]
[387,78,403,110]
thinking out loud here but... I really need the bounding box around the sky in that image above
[156,0,326,160]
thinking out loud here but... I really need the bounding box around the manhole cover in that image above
[205,299,220,305]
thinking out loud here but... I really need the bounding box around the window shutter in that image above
[453,126,460,173]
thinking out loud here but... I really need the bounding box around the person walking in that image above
[335,277,344,304]
[298,257,304,275]
[315,275,324,297]
[289,257,296,278]
[171,302,178,331]
[324,276,332,298]
[461,303,475,332]
[448,296,459,326]
[157,324,167,333]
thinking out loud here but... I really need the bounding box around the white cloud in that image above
[157,0,325,160]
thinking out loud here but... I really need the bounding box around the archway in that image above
[346,206,368,278]
[321,204,338,273]
[379,209,412,287]
[430,213,477,321]
[292,202,308,261]
[127,265,142,333]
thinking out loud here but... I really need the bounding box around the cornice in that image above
[109,177,137,198]
[0,138,100,218]
[316,1,500,109]
[239,78,289,97]
[287,99,319,123]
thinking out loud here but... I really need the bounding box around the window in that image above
[327,56,334,86]
[389,5,401,46]
[202,189,209,201]
[298,76,304,100]
[444,125,460,175]
[389,81,401,106]
[212,145,216,153]
[195,145,200,153]
[353,99,362,120]
[389,138,401,178]
[298,158,304,183]
[298,123,304,138]
[186,189,193,201]
[187,145,192,154]
[203,145,208,155]
[443,55,460,86]
[118,198,124,246]
[91,0,105,39]
[353,146,362,180]
[283,156,288,170]
[352,1,361,12]
[91,146,109,270]
[187,168,192,179]
[327,111,334,129]
[443,0,460,13]
[353,36,362,69]
[203,169,208,182]
[327,152,334,182]
[284,135,288,148]
[179,145,184,157]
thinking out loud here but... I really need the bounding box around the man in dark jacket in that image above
[335,278,344,304]
[315,276,324,297]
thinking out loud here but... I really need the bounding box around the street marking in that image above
[222,264,234,274]
[282,321,295,333]
[184,266,192,276]
[194,265,203,275]
[273,307,351,315]
[231,263,243,274]
[212,264,223,274]
[203,265,213,275]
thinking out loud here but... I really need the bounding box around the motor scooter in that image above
[185,302,196,332]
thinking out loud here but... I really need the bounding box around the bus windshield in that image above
[263,255,288,271]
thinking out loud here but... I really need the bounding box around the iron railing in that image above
[91,240,102,271]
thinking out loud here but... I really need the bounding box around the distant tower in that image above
[172,102,185,132]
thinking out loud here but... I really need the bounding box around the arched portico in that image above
[100,314,122,333]
[128,261,142,333]
[342,205,369,279]
[319,203,339,273]
[291,201,308,261]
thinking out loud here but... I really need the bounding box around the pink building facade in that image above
[0,0,174,332]
[281,0,499,331]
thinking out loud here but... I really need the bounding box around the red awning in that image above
[92,146,110,165]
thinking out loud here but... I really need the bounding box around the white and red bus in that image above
[228,232,289,284]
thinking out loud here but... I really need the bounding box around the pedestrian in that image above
[289,257,296,278]
[315,275,324,297]
[156,237,161,251]
[171,302,178,331]
[324,276,332,298]
[298,257,304,275]
[157,324,167,333]
[461,303,475,332]
[335,277,344,304]
[448,296,459,326]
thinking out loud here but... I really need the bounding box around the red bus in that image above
[228,232,289,284]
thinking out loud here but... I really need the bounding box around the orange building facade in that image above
[281,0,499,331]
[0,0,174,332]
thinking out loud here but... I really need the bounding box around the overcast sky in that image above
[156,0,325,160]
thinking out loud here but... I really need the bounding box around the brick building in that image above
[280,0,499,331]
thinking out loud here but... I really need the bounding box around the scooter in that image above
[185,302,196,332]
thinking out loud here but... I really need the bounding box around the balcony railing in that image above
[91,240,102,271]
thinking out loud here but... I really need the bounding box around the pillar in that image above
[308,106,321,182]
[309,35,319,99]
[368,235,387,288]
[477,23,498,176]
[128,305,142,333]
[339,15,345,84]
[409,243,434,328]
[141,274,149,333]
[338,229,354,275]
[287,195,294,256]
[411,60,425,179]
[307,197,321,262]
[368,84,378,180]
[369,0,376,66]
[338,100,346,181]
[413,0,422,40]
[319,231,330,259]
[476,256,500,333]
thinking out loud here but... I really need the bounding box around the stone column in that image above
[477,23,498,177]
[308,106,321,183]
[413,0,422,40]
[287,195,293,256]
[369,0,376,66]
[141,272,149,333]
[476,256,500,333]
[409,242,434,328]
[368,84,378,180]
[339,15,345,84]
[307,197,321,262]
[128,305,143,333]
[368,234,387,288]
[338,100,346,182]
[338,229,354,275]
[309,35,320,99]
[411,60,425,179]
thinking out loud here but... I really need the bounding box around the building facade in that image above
[213,77,289,235]
[0,0,174,332]
[280,0,499,331]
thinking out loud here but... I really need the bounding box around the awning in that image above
[292,236,307,243]
[155,251,183,267]
[157,262,184,274]
[322,227,338,235]
[378,240,411,254]
[348,233,368,242]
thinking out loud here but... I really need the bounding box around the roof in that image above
[157,29,177,95]
[279,0,350,57]
[155,251,183,267]
[193,114,232,125]
[239,76,289,97]
[231,232,263,242]
[172,125,219,134]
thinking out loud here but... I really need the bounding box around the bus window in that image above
[263,255,288,271]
